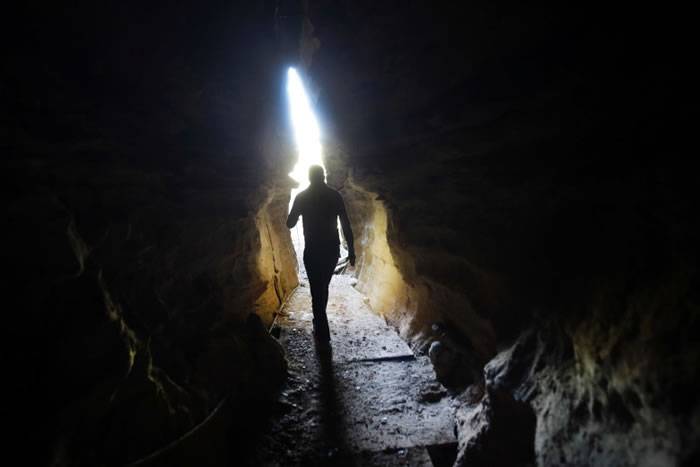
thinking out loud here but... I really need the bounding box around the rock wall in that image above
[310,1,697,465]
[340,180,414,337]
[336,173,497,374]
[254,181,300,324]
[454,274,700,467]
[3,2,302,465]
[3,133,297,466]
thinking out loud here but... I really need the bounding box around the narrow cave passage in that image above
[248,272,457,466]
[253,65,457,465]
[5,3,695,467]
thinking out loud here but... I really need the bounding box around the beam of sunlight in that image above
[287,67,324,195]
[286,67,328,271]
[286,67,347,272]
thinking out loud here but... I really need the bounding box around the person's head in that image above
[309,165,325,186]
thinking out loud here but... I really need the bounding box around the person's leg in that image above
[304,250,331,341]
[314,253,339,341]
[319,254,338,319]
[315,276,330,339]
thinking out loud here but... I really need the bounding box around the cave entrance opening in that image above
[285,67,346,278]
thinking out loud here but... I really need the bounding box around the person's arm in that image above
[338,195,355,265]
[287,195,302,228]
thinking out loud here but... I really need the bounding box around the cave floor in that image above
[243,274,457,466]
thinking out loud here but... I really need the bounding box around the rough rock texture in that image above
[308,2,696,465]
[455,307,700,467]
[2,1,697,466]
[454,384,535,467]
[3,2,300,465]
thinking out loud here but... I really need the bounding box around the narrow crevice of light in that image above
[287,67,324,197]
[287,67,322,273]
[286,67,346,274]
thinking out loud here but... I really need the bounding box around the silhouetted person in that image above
[287,165,355,344]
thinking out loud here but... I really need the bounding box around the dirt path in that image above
[245,273,457,466]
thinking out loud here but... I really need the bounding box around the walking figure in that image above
[287,165,355,344]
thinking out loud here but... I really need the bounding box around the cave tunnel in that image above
[2,1,696,466]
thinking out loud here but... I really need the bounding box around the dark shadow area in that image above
[682,447,700,467]
[427,442,459,467]
[455,388,536,467]
[229,397,279,467]
[312,340,350,466]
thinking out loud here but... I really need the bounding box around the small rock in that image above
[429,339,474,389]
[419,386,447,403]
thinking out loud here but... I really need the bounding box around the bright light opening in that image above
[287,67,324,195]
[287,68,322,272]
[286,67,346,274]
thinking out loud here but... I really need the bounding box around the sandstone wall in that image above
[2,3,302,464]
[310,2,697,465]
